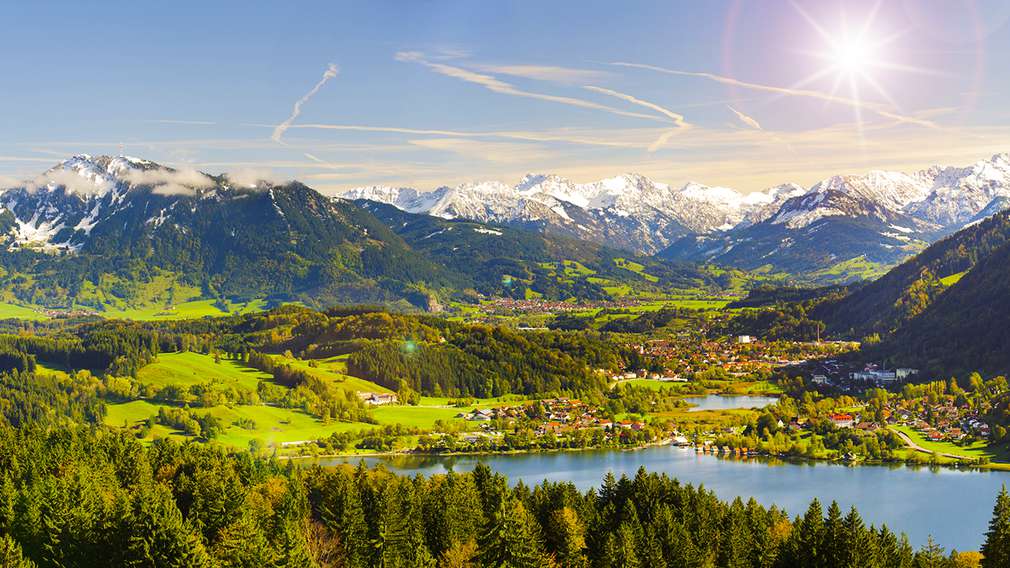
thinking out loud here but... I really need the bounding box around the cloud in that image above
[471,64,610,84]
[145,119,218,126]
[271,63,340,142]
[226,168,281,188]
[395,51,664,122]
[582,86,690,152]
[728,106,762,130]
[611,61,938,128]
[27,169,114,195]
[583,86,689,128]
[408,138,552,164]
[0,174,21,188]
[122,168,216,195]
[0,156,61,163]
[271,123,642,148]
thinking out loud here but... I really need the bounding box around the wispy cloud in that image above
[395,51,664,122]
[268,123,642,148]
[145,119,218,126]
[582,85,690,152]
[408,138,553,164]
[122,168,216,195]
[727,106,762,130]
[471,64,610,84]
[583,86,689,128]
[612,61,938,128]
[226,168,283,188]
[0,156,61,163]
[272,63,340,142]
[27,169,113,195]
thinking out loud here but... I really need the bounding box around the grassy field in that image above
[371,396,516,429]
[105,399,377,449]
[940,271,967,287]
[137,351,270,392]
[808,255,892,283]
[613,258,660,283]
[0,302,48,320]
[99,298,269,320]
[890,425,1010,464]
[270,354,393,394]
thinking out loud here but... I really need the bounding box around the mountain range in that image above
[342,153,1010,279]
[0,155,730,313]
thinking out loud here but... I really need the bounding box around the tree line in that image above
[1,425,1009,567]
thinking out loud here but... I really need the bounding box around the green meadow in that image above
[137,351,271,392]
[268,354,394,394]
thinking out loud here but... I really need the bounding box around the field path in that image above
[892,428,967,460]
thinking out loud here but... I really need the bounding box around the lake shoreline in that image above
[282,436,1010,472]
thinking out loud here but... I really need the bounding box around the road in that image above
[891,428,969,461]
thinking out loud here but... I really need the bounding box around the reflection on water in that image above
[682,394,779,411]
[312,445,1009,551]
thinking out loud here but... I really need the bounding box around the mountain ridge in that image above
[0,155,732,313]
[341,153,1010,279]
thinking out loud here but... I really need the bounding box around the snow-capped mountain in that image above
[342,153,1010,279]
[0,154,735,309]
[341,173,798,254]
[664,153,1010,277]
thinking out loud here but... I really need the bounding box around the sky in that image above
[3,0,1010,193]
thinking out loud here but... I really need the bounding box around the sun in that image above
[832,38,874,76]
[785,1,933,139]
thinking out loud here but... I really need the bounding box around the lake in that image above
[317,446,1010,551]
[682,394,779,411]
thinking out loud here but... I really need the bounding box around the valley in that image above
[10,1,1010,564]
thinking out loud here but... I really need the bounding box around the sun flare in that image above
[832,39,873,76]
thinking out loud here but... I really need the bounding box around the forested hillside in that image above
[874,239,1010,376]
[361,201,735,299]
[814,210,1010,336]
[0,306,630,399]
[0,156,740,315]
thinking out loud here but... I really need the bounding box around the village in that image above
[480,296,642,315]
[630,335,859,380]
[412,397,657,453]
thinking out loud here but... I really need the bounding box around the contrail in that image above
[612,61,937,129]
[583,86,689,129]
[728,106,762,130]
[272,63,340,142]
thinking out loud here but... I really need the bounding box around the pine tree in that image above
[842,506,875,568]
[478,495,546,568]
[798,499,825,567]
[823,501,845,568]
[718,498,752,568]
[0,534,35,568]
[982,485,1010,568]
[211,513,276,568]
[549,506,587,568]
[124,485,213,568]
[611,522,642,568]
[914,536,947,568]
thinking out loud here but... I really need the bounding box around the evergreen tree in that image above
[842,506,875,568]
[0,534,34,568]
[914,536,947,568]
[798,499,825,567]
[982,485,1010,568]
[823,501,845,568]
[548,506,587,568]
[478,495,546,568]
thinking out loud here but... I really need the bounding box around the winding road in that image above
[891,428,969,460]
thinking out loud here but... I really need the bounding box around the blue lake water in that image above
[317,445,1009,551]
[682,394,780,411]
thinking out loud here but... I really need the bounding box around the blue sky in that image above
[3,0,1010,192]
